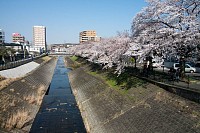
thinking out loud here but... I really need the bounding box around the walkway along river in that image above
[30,56,86,133]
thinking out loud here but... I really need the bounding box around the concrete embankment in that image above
[68,62,200,132]
[0,62,40,78]
[0,57,57,132]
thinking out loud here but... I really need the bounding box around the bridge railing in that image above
[48,52,73,56]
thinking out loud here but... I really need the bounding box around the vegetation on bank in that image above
[42,56,51,62]
[68,56,81,69]
[68,56,147,93]
[70,55,78,62]
[0,75,18,91]
[0,56,54,132]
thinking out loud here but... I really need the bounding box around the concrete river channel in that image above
[30,56,86,133]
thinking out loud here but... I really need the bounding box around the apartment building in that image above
[79,30,101,43]
[12,33,25,44]
[33,26,46,51]
[0,29,5,44]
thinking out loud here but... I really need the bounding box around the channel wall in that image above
[68,59,200,133]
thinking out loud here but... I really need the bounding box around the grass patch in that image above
[192,110,200,118]
[87,66,147,91]
[69,57,147,92]
[105,67,147,90]
[88,71,98,76]
[187,76,200,83]
[88,70,119,89]
[106,79,117,88]
[67,56,81,69]
[70,55,78,62]
[41,56,51,62]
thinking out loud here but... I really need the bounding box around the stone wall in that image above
[136,76,200,103]
[68,65,200,133]
[0,57,57,132]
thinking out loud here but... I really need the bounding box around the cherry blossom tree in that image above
[68,31,131,74]
[130,0,200,77]
[68,0,200,76]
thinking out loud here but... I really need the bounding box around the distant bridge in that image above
[48,52,73,56]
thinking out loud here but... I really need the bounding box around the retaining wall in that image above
[137,76,200,103]
[0,57,57,132]
[68,66,200,133]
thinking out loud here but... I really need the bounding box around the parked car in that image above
[152,59,163,68]
[195,62,200,73]
[185,62,195,67]
[173,63,196,73]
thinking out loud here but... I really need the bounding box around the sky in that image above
[1,0,147,44]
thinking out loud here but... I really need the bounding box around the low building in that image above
[51,45,66,52]
[29,46,44,55]
[12,33,25,44]
[50,44,76,51]
[2,43,23,51]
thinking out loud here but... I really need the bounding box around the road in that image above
[154,67,200,79]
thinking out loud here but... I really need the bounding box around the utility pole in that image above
[23,43,26,59]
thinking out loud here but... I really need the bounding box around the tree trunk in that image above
[179,56,185,79]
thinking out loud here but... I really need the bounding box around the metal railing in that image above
[0,54,46,71]
[131,67,200,92]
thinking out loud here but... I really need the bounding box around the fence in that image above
[123,66,200,103]
[0,54,46,71]
[130,66,200,92]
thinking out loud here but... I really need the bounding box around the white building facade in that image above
[33,26,46,51]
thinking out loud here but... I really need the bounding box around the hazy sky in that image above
[1,0,147,44]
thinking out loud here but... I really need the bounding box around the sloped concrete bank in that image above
[0,57,57,133]
[68,66,200,133]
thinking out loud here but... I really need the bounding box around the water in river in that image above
[30,56,86,133]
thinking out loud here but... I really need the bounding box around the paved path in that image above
[0,61,40,78]
[30,56,86,133]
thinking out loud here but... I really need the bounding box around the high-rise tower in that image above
[33,26,46,51]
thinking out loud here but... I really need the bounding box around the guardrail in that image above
[0,54,46,71]
[48,52,72,56]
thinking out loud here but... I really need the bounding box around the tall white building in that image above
[33,26,46,51]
